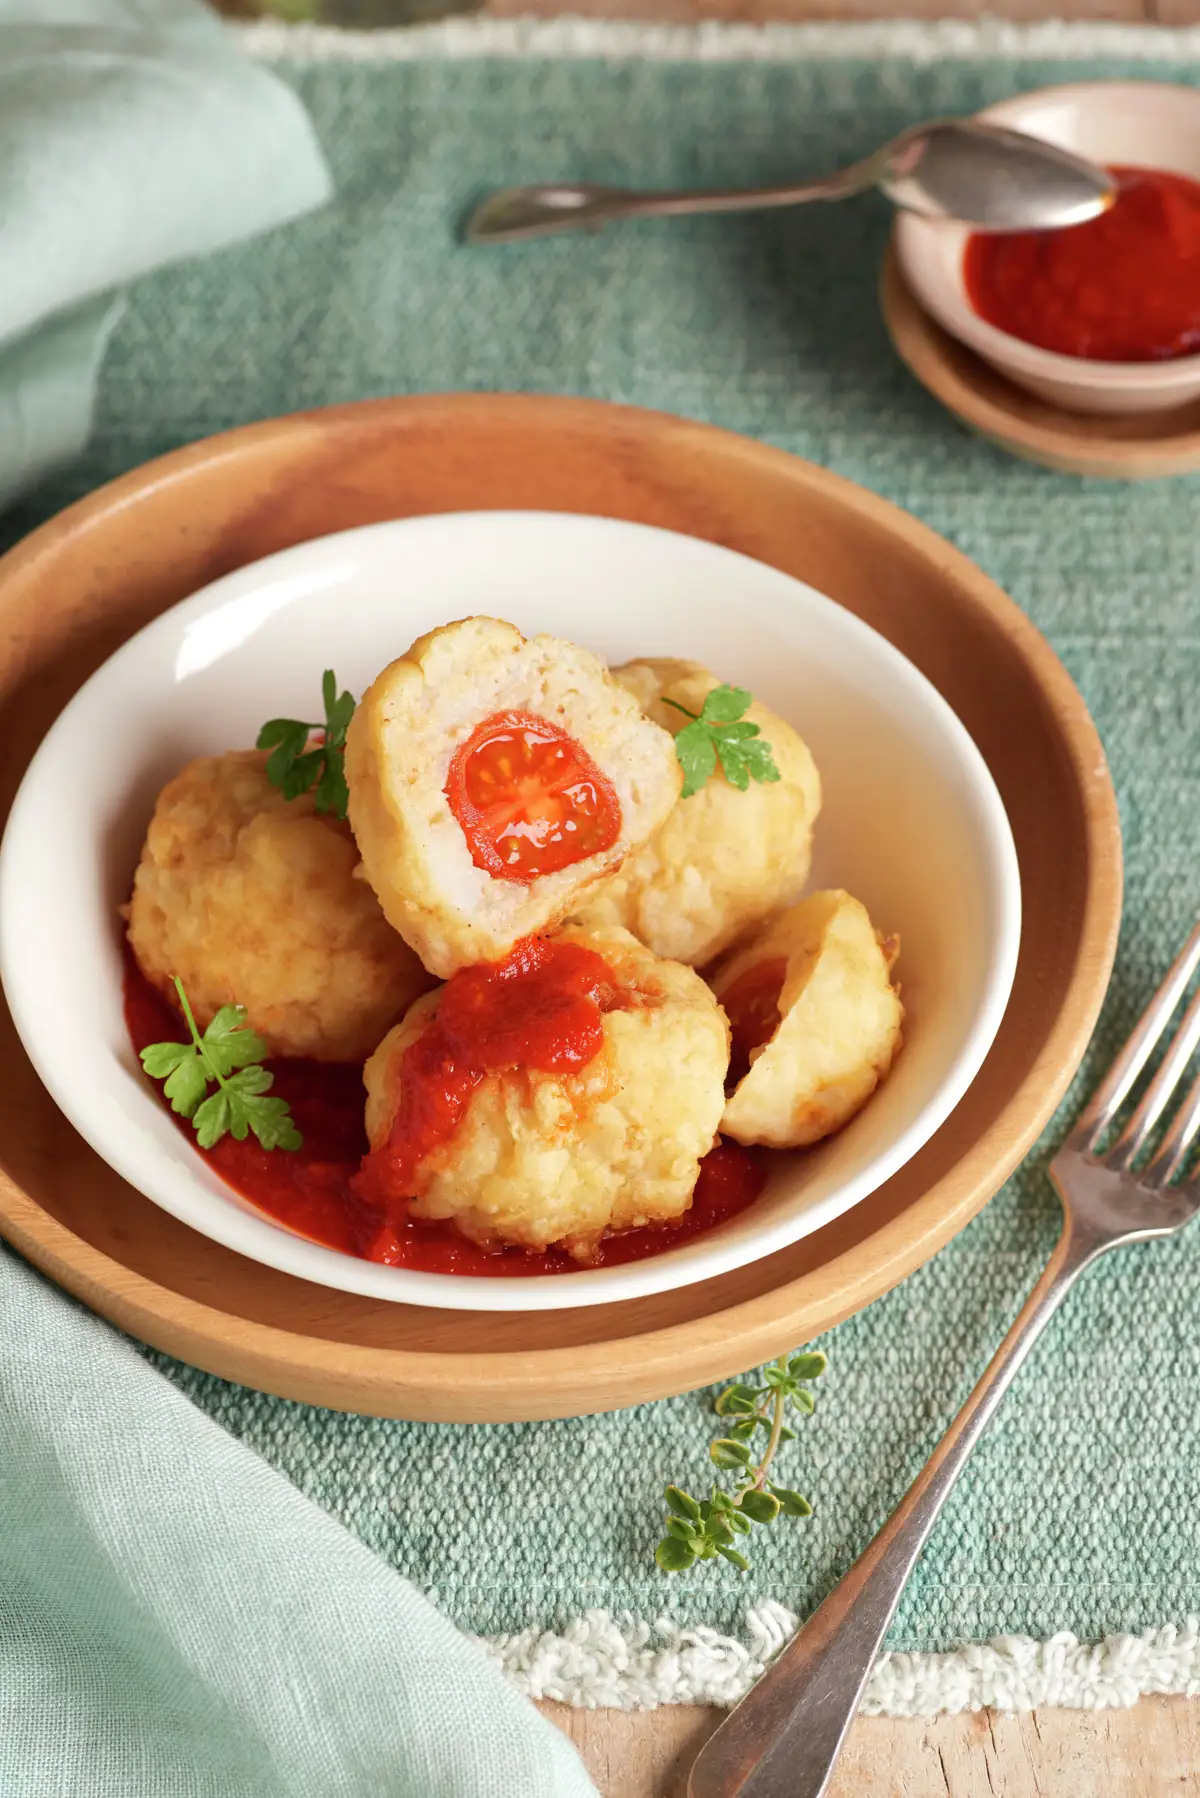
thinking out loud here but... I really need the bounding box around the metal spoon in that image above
[465,118,1115,244]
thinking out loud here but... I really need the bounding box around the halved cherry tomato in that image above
[445,710,621,883]
[721,957,788,1086]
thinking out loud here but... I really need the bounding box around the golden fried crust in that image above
[126,750,434,1062]
[713,890,902,1149]
[344,618,682,979]
[362,925,730,1259]
[573,659,821,968]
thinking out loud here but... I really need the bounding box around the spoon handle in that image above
[464,162,879,243]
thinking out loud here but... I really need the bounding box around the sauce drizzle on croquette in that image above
[445,710,622,882]
[123,947,764,1276]
[354,934,623,1210]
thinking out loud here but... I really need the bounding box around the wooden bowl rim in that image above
[0,394,1122,1414]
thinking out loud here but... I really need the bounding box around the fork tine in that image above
[1109,981,1200,1170]
[1145,1063,1200,1188]
[1072,920,1200,1153]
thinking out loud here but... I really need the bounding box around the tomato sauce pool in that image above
[122,952,766,1278]
[964,165,1200,363]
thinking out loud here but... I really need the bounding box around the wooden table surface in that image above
[541,1697,1200,1794]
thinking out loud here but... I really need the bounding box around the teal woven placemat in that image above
[6,23,1200,1695]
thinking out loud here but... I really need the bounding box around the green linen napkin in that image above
[0,1248,597,1798]
[0,0,333,505]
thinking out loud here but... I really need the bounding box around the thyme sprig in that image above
[656,1351,826,1572]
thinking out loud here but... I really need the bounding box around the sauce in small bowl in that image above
[892,82,1200,415]
[964,166,1200,364]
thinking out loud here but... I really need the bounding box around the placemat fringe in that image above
[236,16,1200,65]
[483,1605,1200,1713]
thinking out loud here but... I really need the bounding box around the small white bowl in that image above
[895,82,1200,416]
[0,511,1020,1313]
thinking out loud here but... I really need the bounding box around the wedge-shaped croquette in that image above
[713,890,902,1149]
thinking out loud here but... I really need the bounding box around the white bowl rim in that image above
[895,79,1200,390]
[0,510,1022,1314]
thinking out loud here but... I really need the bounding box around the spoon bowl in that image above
[878,118,1116,229]
[465,117,1115,244]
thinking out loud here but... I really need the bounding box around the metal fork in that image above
[689,922,1200,1798]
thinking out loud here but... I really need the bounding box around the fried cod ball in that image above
[345,618,683,979]
[126,750,434,1061]
[573,659,821,967]
[361,925,729,1259]
[713,890,902,1149]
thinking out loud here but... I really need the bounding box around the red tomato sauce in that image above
[964,165,1200,363]
[122,950,765,1277]
[721,957,787,1086]
[354,934,623,1209]
[444,710,621,882]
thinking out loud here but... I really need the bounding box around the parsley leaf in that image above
[199,1005,270,1077]
[140,1041,209,1116]
[139,978,302,1154]
[697,684,752,724]
[193,1068,300,1152]
[256,669,355,821]
[663,684,781,800]
[673,723,717,799]
[715,735,752,791]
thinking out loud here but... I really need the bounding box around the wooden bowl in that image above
[0,395,1122,1421]
[881,247,1200,481]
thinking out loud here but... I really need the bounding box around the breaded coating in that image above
[344,618,682,978]
[573,659,821,967]
[362,925,729,1259]
[126,750,433,1061]
[713,890,902,1149]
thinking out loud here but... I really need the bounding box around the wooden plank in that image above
[540,1698,1200,1796]
[1150,0,1200,22]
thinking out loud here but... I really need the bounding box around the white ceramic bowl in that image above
[0,511,1020,1312]
[895,82,1200,416]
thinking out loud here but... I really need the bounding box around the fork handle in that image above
[687,1216,1105,1798]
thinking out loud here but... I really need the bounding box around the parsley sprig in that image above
[256,670,356,821]
[656,1352,825,1572]
[140,978,302,1153]
[663,685,781,800]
